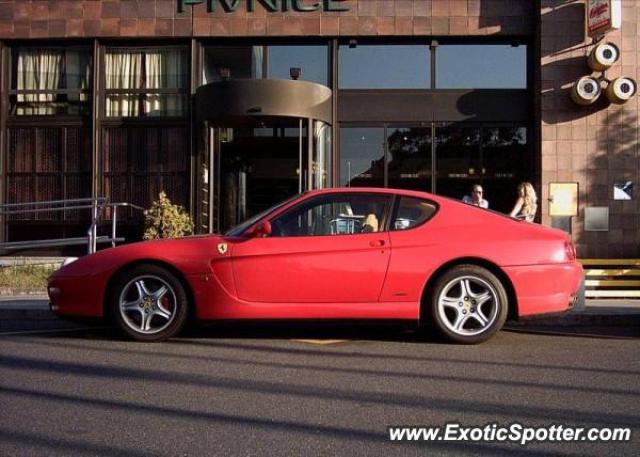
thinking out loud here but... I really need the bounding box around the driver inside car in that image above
[361,212,379,232]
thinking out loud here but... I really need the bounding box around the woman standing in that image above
[510,182,537,222]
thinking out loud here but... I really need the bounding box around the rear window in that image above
[392,197,437,231]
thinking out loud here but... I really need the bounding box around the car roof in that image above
[305,187,439,199]
[302,187,459,207]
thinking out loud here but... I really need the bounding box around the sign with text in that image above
[587,0,621,37]
[178,0,351,13]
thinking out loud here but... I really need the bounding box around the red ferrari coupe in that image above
[48,188,583,344]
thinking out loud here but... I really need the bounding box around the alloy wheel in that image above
[118,275,177,335]
[436,275,500,337]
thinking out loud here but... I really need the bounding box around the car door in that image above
[231,193,393,304]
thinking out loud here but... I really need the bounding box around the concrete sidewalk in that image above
[1,295,639,328]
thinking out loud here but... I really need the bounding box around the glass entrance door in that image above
[202,117,331,233]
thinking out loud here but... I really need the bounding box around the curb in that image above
[508,311,640,328]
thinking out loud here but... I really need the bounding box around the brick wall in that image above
[541,0,640,258]
[0,0,534,38]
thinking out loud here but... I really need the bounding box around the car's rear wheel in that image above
[111,264,189,342]
[428,265,508,344]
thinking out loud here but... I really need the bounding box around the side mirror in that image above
[247,220,272,238]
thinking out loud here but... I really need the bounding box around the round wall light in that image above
[587,42,620,71]
[605,77,637,104]
[571,76,602,105]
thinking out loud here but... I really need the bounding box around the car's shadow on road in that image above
[46,319,454,345]
[182,320,445,344]
[5,310,637,342]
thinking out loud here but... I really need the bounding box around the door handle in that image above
[369,239,385,247]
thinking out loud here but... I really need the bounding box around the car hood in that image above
[52,235,227,278]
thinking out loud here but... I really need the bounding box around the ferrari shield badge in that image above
[217,242,228,255]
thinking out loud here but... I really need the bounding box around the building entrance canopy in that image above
[195,78,332,124]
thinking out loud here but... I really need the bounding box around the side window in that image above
[271,194,392,237]
[392,197,437,231]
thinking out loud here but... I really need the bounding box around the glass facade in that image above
[436,45,527,89]
[387,127,432,192]
[339,124,530,214]
[337,43,531,214]
[1,39,532,249]
[340,127,385,188]
[203,44,329,86]
[339,44,430,89]
[435,125,529,213]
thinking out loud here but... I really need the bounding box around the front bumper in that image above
[47,275,106,318]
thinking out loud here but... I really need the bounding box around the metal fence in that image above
[0,198,144,255]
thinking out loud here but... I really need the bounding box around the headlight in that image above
[62,257,78,266]
[48,287,60,298]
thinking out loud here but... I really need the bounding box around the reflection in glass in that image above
[203,45,328,86]
[340,127,385,188]
[435,125,482,202]
[218,122,306,231]
[203,46,263,84]
[268,46,329,86]
[481,126,529,212]
[387,127,432,192]
[339,45,430,89]
[314,122,332,189]
[437,45,527,89]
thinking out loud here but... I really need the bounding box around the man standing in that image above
[462,184,489,208]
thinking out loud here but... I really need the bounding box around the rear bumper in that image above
[504,262,584,318]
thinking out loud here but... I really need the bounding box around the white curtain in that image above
[106,49,185,116]
[105,51,143,116]
[145,50,184,116]
[17,50,63,115]
[252,46,264,79]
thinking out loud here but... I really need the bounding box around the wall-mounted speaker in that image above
[587,42,620,72]
[605,77,637,104]
[571,76,602,105]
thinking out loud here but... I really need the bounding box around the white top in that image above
[462,195,489,209]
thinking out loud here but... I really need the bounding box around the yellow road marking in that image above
[292,339,349,345]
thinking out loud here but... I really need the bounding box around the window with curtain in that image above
[10,47,91,116]
[105,47,188,117]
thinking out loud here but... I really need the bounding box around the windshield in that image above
[224,194,302,237]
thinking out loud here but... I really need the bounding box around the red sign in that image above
[587,0,621,37]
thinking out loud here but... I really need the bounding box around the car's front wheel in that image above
[111,264,189,342]
[427,265,508,344]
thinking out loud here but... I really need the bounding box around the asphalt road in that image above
[0,317,638,457]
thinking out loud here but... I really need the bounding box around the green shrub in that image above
[0,264,57,294]
[143,192,194,240]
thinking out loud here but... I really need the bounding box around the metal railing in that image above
[0,198,144,255]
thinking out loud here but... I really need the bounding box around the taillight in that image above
[564,241,576,261]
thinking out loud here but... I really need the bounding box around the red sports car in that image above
[48,188,583,344]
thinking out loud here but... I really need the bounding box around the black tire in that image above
[111,264,189,342]
[427,265,508,344]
